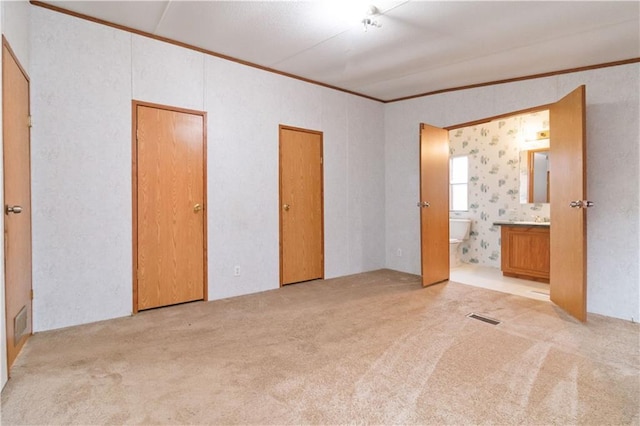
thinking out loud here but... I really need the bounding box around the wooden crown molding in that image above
[387,58,640,104]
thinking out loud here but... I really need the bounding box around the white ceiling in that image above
[41,1,640,102]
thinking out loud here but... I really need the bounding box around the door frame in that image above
[419,105,550,287]
[131,100,208,313]
[3,35,33,372]
[423,96,587,320]
[278,124,325,286]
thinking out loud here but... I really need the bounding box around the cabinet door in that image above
[501,226,550,282]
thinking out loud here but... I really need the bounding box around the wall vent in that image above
[467,312,501,325]
[14,305,28,345]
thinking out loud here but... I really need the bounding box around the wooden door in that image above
[3,39,33,369]
[279,126,324,286]
[549,86,588,321]
[134,103,206,311]
[419,124,450,286]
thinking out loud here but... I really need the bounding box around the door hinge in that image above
[30,289,34,300]
[320,157,323,165]
[27,115,32,128]
[136,129,139,140]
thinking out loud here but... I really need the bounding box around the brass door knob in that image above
[283,204,290,211]
[193,203,203,212]
[569,200,594,209]
[5,205,22,215]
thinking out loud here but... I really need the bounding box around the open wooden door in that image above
[3,38,33,370]
[549,86,589,321]
[419,124,450,286]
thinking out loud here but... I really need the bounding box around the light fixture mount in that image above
[362,5,382,31]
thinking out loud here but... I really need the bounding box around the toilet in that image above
[450,218,471,268]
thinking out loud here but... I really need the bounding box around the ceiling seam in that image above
[362,19,640,96]
[153,0,173,34]
[271,1,410,68]
[270,27,351,67]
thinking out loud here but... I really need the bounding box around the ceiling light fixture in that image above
[362,5,382,31]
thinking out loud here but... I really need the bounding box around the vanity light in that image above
[536,130,550,140]
[522,129,550,146]
[524,130,550,142]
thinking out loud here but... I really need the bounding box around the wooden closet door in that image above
[3,39,33,370]
[135,104,206,311]
[279,126,324,285]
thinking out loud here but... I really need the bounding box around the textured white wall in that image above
[346,96,386,272]
[204,56,385,300]
[30,10,133,331]
[132,35,205,111]
[385,64,640,321]
[2,0,29,72]
[30,7,386,331]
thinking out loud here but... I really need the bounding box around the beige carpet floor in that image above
[1,269,639,425]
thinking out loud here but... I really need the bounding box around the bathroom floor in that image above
[450,263,550,302]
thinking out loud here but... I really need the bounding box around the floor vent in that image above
[14,305,28,345]
[467,313,501,325]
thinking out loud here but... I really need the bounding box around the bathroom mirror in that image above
[519,149,550,204]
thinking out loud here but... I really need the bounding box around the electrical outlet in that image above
[234,266,241,277]
[396,248,402,257]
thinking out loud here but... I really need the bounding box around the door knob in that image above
[193,203,203,212]
[422,201,430,208]
[5,205,22,215]
[569,200,594,209]
[283,204,290,211]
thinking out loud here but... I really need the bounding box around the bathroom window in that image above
[450,155,468,211]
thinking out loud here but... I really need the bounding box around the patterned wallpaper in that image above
[449,111,550,268]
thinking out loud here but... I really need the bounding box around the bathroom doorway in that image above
[420,86,588,320]
[447,108,551,301]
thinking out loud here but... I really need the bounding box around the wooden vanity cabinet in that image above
[500,225,550,282]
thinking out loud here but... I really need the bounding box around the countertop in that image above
[493,220,550,227]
